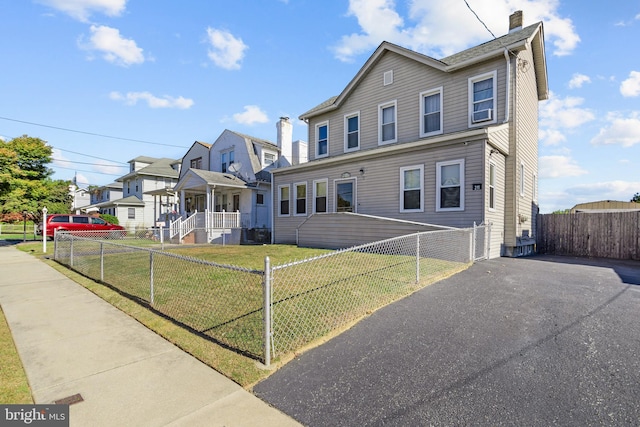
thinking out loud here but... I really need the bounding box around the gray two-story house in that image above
[271,11,548,257]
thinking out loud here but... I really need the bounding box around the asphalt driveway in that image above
[253,255,640,426]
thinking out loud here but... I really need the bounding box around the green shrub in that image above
[100,213,119,225]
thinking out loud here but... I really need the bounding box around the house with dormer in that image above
[271,11,548,257]
[173,117,307,243]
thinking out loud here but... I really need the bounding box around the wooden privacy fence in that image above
[536,212,640,260]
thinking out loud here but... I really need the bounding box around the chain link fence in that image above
[54,223,490,366]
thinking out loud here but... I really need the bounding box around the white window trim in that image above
[315,121,329,159]
[400,165,424,213]
[436,159,465,212]
[488,162,496,211]
[532,172,537,202]
[293,182,307,217]
[313,178,329,214]
[263,151,276,167]
[344,111,360,153]
[419,87,443,138]
[520,161,525,197]
[378,100,398,145]
[334,177,357,213]
[468,70,498,128]
[278,184,290,217]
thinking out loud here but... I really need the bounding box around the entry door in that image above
[335,179,356,212]
[233,194,240,212]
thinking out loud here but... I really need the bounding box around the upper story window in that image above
[221,150,234,173]
[378,100,397,145]
[344,112,360,152]
[520,162,525,197]
[420,87,443,137]
[436,159,465,212]
[469,71,497,126]
[190,157,202,169]
[263,152,276,166]
[316,122,328,158]
[400,165,424,212]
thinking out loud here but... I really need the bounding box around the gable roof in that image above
[300,22,547,120]
[117,157,179,181]
[174,168,249,193]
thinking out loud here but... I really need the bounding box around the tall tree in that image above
[0,135,71,218]
[632,193,640,203]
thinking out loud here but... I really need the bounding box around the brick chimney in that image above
[509,10,523,33]
[276,116,293,167]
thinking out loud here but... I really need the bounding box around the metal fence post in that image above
[263,256,271,367]
[415,233,420,284]
[149,251,155,305]
[70,235,74,267]
[160,225,164,250]
[100,242,104,282]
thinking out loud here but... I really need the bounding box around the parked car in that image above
[37,214,125,239]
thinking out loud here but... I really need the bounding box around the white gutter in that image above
[503,49,510,124]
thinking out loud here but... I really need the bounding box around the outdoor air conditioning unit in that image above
[472,108,493,123]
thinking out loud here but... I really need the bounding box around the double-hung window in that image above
[313,179,328,213]
[190,157,202,169]
[221,153,227,173]
[400,165,424,212]
[294,182,307,216]
[420,88,443,137]
[378,100,397,144]
[278,185,290,216]
[344,112,360,152]
[469,71,497,126]
[436,159,465,211]
[316,122,328,158]
[335,179,356,212]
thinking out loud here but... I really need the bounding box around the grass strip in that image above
[0,306,33,404]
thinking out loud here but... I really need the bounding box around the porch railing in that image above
[207,210,241,229]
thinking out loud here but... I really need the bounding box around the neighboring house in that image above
[173,117,307,242]
[271,11,548,258]
[84,182,123,216]
[102,156,181,229]
[69,184,90,214]
[570,200,640,213]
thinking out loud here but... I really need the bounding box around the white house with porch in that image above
[171,117,307,244]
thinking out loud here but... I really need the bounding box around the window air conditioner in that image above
[472,108,493,123]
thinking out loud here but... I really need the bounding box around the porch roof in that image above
[174,169,249,192]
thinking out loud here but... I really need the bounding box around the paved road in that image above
[254,255,640,426]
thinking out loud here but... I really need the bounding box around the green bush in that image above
[100,213,119,225]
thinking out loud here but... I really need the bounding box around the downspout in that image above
[503,49,510,123]
[270,171,274,244]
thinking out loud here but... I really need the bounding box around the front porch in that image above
[168,210,243,245]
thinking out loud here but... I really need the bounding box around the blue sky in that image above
[1,0,639,213]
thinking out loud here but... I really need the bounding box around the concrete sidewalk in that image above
[0,245,301,427]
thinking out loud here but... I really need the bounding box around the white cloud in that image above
[232,105,268,125]
[566,180,640,199]
[36,0,126,22]
[568,73,591,89]
[539,155,587,179]
[51,148,74,169]
[539,91,595,129]
[539,128,566,146]
[109,91,194,109]
[332,0,580,62]
[591,112,640,147]
[620,71,640,97]
[80,25,145,66]
[205,28,247,70]
[73,173,90,186]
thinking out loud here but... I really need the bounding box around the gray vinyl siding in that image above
[484,142,506,259]
[272,138,487,245]
[306,52,507,162]
[297,213,450,249]
[504,47,539,248]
